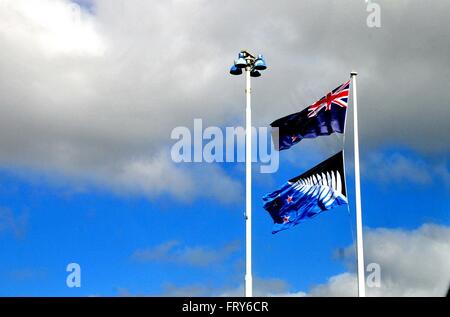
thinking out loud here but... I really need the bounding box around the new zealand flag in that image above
[262,151,348,234]
[271,80,349,150]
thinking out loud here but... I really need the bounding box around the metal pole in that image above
[245,67,253,297]
[351,71,366,297]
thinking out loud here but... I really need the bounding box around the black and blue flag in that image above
[262,151,348,234]
[271,80,349,150]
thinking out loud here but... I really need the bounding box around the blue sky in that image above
[0,0,449,296]
[1,144,448,296]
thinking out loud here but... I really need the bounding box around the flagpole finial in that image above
[350,71,358,76]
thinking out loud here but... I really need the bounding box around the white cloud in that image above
[291,224,450,297]
[160,283,217,297]
[0,0,104,56]
[307,273,357,297]
[100,151,243,203]
[132,240,240,267]
[151,277,292,297]
[434,162,450,190]
[0,207,28,240]
[8,268,47,282]
[5,148,243,204]
[159,224,450,297]
[219,277,293,297]
[117,224,450,297]
[363,152,432,185]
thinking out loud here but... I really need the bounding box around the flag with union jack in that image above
[270,80,350,150]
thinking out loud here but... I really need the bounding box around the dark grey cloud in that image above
[0,0,448,200]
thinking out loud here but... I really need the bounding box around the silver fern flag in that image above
[262,151,348,234]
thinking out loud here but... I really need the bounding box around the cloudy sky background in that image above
[0,0,449,296]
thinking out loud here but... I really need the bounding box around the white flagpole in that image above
[350,71,366,297]
[245,67,253,297]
